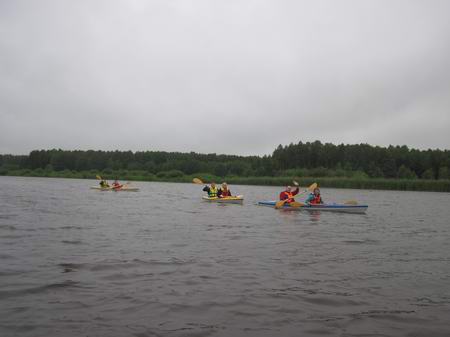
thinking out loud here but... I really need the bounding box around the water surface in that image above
[1,176,449,336]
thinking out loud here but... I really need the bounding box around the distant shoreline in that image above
[2,170,449,192]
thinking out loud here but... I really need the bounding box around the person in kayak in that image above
[112,179,122,189]
[279,184,299,203]
[305,187,324,205]
[203,182,218,197]
[99,179,109,188]
[218,182,232,198]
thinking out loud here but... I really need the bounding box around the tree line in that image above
[1,141,449,180]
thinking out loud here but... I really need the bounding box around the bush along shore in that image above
[1,141,449,192]
[1,168,450,192]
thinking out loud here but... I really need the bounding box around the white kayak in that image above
[257,200,368,214]
[202,195,244,203]
[90,186,139,192]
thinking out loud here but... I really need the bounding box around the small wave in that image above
[59,262,83,269]
[415,297,450,306]
[131,258,196,267]
[349,309,420,324]
[171,242,190,248]
[0,214,17,220]
[89,259,182,271]
[61,240,83,245]
[0,234,31,239]
[198,275,219,280]
[60,225,85,230]
[229,309,264,317]
[0,224,17,230]
[301,295,363,307]
[0,253,15,259]
[0,269,29,277]
[139,322,222,337]
[58,262,85,273]
[0,280,81,300]
[57,258,195,274]
[100,272,154,281]
[343,238,379,245]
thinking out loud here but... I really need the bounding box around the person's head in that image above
[286,185,292,192]
[211,182,216,188]
[222,182,228,190]
[314,188,320,195]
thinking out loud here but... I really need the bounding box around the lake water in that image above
[1,176,449,337]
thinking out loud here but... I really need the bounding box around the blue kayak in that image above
[257,200,368,214]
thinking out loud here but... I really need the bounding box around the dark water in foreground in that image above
[1,176,449,337]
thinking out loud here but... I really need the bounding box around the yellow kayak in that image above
[202,195,244,203]
[90,186,139,192]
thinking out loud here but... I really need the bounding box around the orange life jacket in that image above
[280,191,295,202]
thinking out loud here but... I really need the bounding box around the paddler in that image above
[279,182,299,203]
[99,179,109,188]
[202,182,218,198]
[218,182,232,198]
[305,187,324,205]
[112,179,122,189]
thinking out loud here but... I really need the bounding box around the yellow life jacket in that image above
[209,185,218,198]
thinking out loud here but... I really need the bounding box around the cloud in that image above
[1,0,449,155]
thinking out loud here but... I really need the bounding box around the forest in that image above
[1,141,449,181]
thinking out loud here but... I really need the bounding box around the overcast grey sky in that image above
[1,0,449,155]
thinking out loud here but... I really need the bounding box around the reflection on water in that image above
[0,176,450,337]
[307,210,321,222]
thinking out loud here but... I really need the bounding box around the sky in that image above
[1,0,449,156]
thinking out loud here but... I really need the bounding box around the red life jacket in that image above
[221,189,231,197]
[310,194,322,204]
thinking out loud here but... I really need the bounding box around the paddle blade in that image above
[193,178,204,184]
[275,200,287,209]
[293,180,299,186]
[96,175,102,180]
[290,201,305,208]
[344,200,358,205]
[307,183,318,191]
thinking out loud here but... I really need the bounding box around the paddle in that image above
[289,201,306,207]
[193,178,204,184]
[275,182,318,209]
[275,200,306,209]
[96,174,111,188]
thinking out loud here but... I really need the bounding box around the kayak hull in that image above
[90,186,140,192]
[203,195,244,203]
[258,201,368,214]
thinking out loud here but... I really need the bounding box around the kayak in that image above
[202,195,244,203]
[257,200,368,214]
[90,186,140,192]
